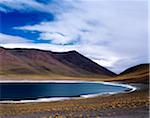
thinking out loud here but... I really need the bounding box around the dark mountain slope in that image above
[115,64,149,83]
[53,50,115,76]
[120,64,149,75]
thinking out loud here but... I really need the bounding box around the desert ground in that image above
[0,74,149,118]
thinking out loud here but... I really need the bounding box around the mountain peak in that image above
[66,50,79,54]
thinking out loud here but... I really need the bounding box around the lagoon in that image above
[0,82,133,101]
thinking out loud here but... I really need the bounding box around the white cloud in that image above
[0,0,73,13]
[0,33,31,44]
[0,0,47,12]
[39,32,78,45]
[0,0,148,73]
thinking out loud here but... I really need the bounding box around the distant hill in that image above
[0,47,116,78]
[115,64,149,83]
[120,64,149,75]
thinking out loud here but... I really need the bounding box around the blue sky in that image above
[0,0,148,73]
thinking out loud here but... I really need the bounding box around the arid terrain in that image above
[0,47,149,118]
[0,47,115,78]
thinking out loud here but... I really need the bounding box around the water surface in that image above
[0,82,130,101]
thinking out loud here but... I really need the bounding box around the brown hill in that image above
[113,64,149,83]
[0,47,116,78]
[120,64,149,75]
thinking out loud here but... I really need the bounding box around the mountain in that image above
[0,47,116,77]
[120,64,149,75]
[115,64,149,83]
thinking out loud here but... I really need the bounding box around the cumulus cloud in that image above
[0,0,148,73]
[0,33,31,44]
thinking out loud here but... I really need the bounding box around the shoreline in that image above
[0,83,148,118]
[0,80,137,103]
[0,81,148,118]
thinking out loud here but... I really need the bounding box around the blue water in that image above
[0,82,129,101]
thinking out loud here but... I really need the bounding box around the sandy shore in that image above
[0,82,149,118]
